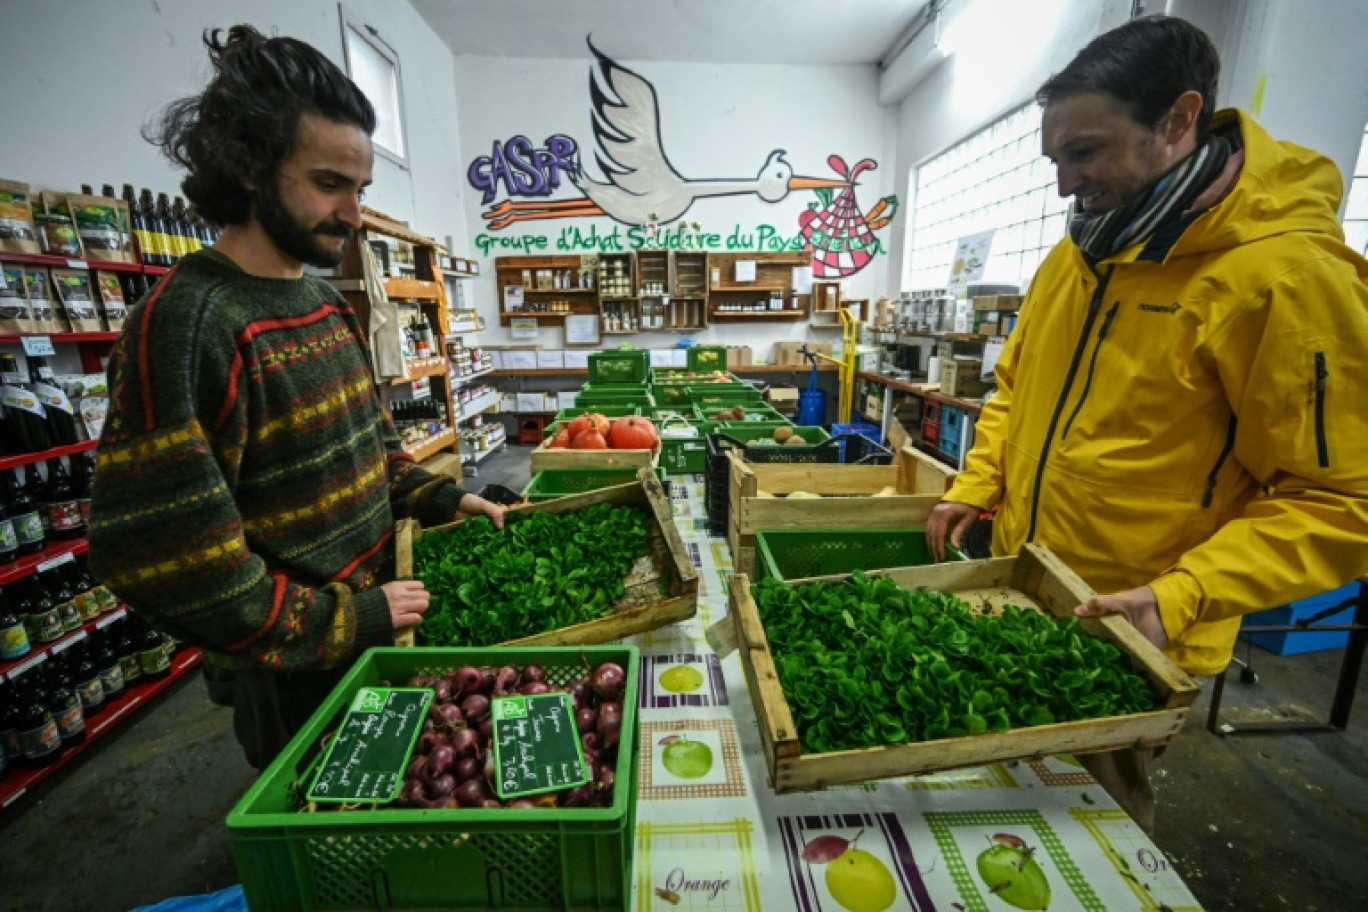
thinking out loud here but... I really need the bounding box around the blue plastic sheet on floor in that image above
[130,885,246,912]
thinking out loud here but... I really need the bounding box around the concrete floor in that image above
[2,445,1364,911]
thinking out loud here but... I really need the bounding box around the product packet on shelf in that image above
[50,269,101,332]
[95,274,127,331]
[0,179,42,254]
[0,264,33,332]
[22,267,55,331]
[65,193,135,264]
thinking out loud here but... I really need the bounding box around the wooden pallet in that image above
[395,468,696,648]
[727,445,954,577]
[724,544,1201,793]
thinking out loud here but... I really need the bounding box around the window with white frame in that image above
[342,13,407,165]
[1342,123,1368,256]
[903,103,1069,291]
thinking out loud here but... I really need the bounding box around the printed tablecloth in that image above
[621,477,1203,912]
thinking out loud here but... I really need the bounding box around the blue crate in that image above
[938,406,967,461]
[831,422,882,463]
[1241,582,1361,656]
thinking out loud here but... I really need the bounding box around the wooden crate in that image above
[396,469,696,647]
[727,445,955,577]
[725,544,1201,792]
[528,437,661,473]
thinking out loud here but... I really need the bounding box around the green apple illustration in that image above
[976,834,1051,910]
[801,829,897,912]
[659,734,713,779]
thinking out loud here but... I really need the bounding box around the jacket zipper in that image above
[1315,351,1329,468]
[1201,414,1238,508]
[1026,265,1114,543]
[1061,300,1122,440]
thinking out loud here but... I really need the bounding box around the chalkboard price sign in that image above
[492,693,590,799]
[307,687,432,804]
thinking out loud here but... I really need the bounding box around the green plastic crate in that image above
[552,405,640,424]
[228,645,640,911]
[755,529,964,582]
[693,402,789,424]
[524,467,666,501]
[576,384,655,407]
[686,345,728,372]
[587,350,650,384]
[686,385,765,407]
[713,424,829,446]
[657,418,720,475]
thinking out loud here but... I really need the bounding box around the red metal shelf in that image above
[0,439,98,472]
[0,647,202,811]
[0,251,143,273]
[143,265,172,276]
[0,332,118,344]
[0,537,89,588]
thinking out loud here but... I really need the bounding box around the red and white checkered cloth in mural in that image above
[798,156,882,278]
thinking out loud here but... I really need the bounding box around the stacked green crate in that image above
[524,467,666,501]
[587,350,651,385]
[686,345,728,372]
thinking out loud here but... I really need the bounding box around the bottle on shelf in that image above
[69,639,105,718]
[0,679,23,771]
[22,465,49,538]
[157,193,184,262]
[172,197,199,255]
[27,574,64,646]
[45,655,86,746]
[41,565,82,635]
[1,588,30,659]
[0,353,53,454]
[133,614,171,680]
[75,450,96,531]
[29,357,79,447]
[139,189,170,267]
[0,485,18,565]
[124,184,153,266]
[9,578,38,649]
[16,674,63,766]
[91,625,125,702]
[5,467,46,556]
[42,459,84,542]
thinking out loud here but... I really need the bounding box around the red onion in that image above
[520,681,551,696]
[581,732,600,757]
[397,780,426,808]
[479,718,493,742]
[451,727,481,760]
[427,774,456,799]
[597,712,622,750]
[462,694,491,722]
[406,756,427,779]
[597,766,616,799]
[561,785,593,808]
[521,665,546,684]
[482,799,503,809]
[575,706,597,734]
[433,703,466,731]
[449,666,483,697]
[454,756,481,782]
[432,678,453,703]
[416,732,439,756]
[425,744,456,779]
[590,663,626,702]
[477,667,496,695]
[567,682,589,709]
[494,665,520,692]
[454,778,488,808]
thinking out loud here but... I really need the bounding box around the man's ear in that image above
[1163,90,1204,145]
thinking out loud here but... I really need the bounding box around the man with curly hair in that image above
[89,25,504,768]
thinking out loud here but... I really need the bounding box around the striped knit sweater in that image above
[89,248,466,672]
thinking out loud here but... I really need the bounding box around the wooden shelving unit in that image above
[706,250,811,322]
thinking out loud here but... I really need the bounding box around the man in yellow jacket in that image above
[927,16,1368,830]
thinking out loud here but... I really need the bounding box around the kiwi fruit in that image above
[784,435,806,446]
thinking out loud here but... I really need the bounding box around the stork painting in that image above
[475,42,897,277]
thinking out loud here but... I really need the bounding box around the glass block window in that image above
[903,103,1069,291]
[1342,123,1368,256]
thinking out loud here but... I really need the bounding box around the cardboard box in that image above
[864,393,884,418]
[543,393,560,412]
[557,391,579,410]
[766,386,799,412]
[942,358,992,397]
[649,349,674,368]
[773,341,833,366]
[516,392,547,413]
[972,294,1024,312]
[858,351,882,372]
[669,349,688,368]
[562,350,589,370]
[536,350,565,369]
[503,350,537,371]
[726,345,753,368]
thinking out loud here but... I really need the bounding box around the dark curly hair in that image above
[146,25,376,226]
[1037,15,1220,136]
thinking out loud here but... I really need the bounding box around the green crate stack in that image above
[551,404,640,426]
[712,424,829,447]
[658,418,719,475]
[228,645,640,912]
[755,529,964,582]
[686,345,728,372]
[575,383,655,409]
[692,402,790,424]
[587,350,651,385]
[686,385,765,408]
[524,467,667,501]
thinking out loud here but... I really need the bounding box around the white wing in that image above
[587,45,685,198]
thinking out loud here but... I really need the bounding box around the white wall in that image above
[0,0,467,248]
[453,54,895,352]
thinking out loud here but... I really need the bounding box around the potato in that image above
[874,485,898,497]
[783,435,806,446]
[772,426,794,443]
[787,491,820,499]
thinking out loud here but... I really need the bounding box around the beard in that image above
[255,177,353,268]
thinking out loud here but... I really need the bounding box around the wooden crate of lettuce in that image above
[397,469,697,648]
[727,446,955,577]
[723,543,1200,792]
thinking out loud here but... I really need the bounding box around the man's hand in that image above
[382,579,430,631]
[926,501,981,562]
[458,493,506,529]
[1074,585,1169,650]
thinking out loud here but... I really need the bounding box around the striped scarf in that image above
[1069,133,1231,263]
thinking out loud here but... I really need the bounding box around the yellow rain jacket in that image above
[945,110,1368,675]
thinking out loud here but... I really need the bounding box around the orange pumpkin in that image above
[608,416,658,450]
[571,429,608,449]
[548,428,572,449]
[585,412,612,436]
[566,415,591,439]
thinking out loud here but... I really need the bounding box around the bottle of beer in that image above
[92,626,125,702]
[134,614,171,680]
[16,674,63,766]
[45,656,86,746]
[43,459,84,541]
[28,573,64,645]
[124,184,153,266]
[75,451,96,531]
[139,189,169,267]
[5,467,45,556]
[29,357,78,447]
[0,588,29,659]
[22,465,49,539]
[70,640,105,718]
[0,679,24,769]
[172,197,198,255]
[0,483,19,565]
[116,616,142,686]
[9,577,38,648]
[0,353,51,454]
[40,566,81,635]
[156,193,183,262]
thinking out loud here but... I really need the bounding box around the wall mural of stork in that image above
[467,41,898,278]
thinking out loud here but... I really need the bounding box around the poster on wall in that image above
[510,317,538,340]
[503,285,525,312]
[947,230,995,292]
[564,314,600,346]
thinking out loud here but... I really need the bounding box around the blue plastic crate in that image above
[831,421,881,444]
[939,406,966,461]
[1240,582,1361,655]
